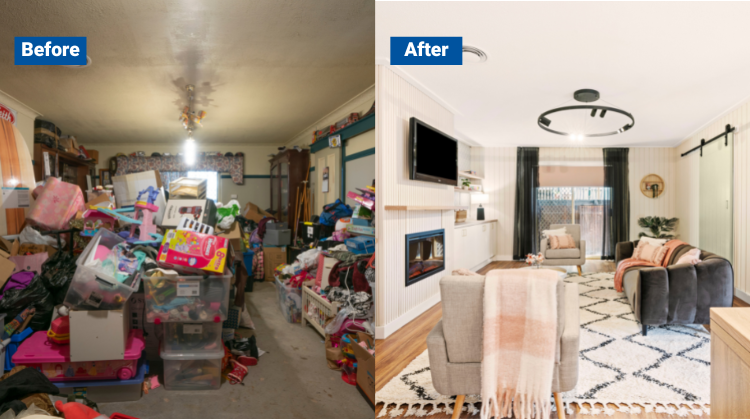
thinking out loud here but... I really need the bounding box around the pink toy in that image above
[27,177,85,231]
[157,230,228,274]
[129,187,160,242]
[12,330,145,382]
[9,253,48,274]
[81,209,117,237]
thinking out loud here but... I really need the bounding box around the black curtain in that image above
[512,147,540,260]
[602,148,630,259]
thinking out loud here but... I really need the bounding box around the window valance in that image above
[115,155,245,184]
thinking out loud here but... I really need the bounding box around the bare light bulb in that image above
[184,138,196,165]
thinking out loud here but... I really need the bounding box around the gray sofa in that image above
[541,224,586,275]
[615,240,734,335]
[427,274,579,419]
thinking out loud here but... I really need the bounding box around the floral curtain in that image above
[115,155,244,184]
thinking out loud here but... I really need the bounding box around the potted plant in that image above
[637,216,678,238]
[461,178,471,190]
[525,253,545,268]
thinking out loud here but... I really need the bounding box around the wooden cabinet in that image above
[33,144,96,194]
[269,149,310,237]
[454,221,496,271]
[710,308,750,419]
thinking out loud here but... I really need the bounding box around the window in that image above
[187,171,219,202]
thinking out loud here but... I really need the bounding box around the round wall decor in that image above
[640,174,665,198]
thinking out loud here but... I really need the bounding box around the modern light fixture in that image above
[538,89,634,140]
[462,45,487,63]
[180,84,207,164]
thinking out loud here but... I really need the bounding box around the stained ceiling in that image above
[376,1,750,147]
[0,0,374,145]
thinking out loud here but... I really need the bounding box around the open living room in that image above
[374,2,750,419]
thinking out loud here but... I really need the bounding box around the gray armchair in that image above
[541,224,586,275]
[427,274,579,419]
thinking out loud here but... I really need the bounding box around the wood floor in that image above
[375,260,749,419]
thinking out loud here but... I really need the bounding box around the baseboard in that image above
[735,288,750,305]
[493,255,513,261]
[471,257,493,272]
[375,293,442,340]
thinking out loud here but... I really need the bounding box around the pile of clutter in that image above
[0,170,267,417]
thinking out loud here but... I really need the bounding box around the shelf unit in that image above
[33,143,97,193]
[458,171,483,180]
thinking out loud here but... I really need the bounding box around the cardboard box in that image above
[157,230,228,274]
[0,258,16,291]
[10,239,56,258]
[217,221,242,256]
[242,201,273,224]
[161,199,217,229]
[69,300,130,362]
[263,246,287,282]
[88,149,99,164]
[351,332,375,404]
[112,170,166,224]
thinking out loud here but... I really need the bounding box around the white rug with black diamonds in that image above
[376,272,711,417]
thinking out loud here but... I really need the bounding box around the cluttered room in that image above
[0,1,375,418]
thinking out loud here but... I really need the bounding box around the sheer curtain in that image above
[512,147,539,259]
[602,148,630,259]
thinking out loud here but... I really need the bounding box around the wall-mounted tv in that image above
[408,117,458,186]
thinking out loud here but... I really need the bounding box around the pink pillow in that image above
[633,241,668,265]
[549,234,576,249]
[676,248,701,265]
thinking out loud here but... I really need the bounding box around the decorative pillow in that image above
[675,248,702,266]
[549,234,576,249]
[632,241,668,265]
[638,236,668,247]
[542,227,567,238]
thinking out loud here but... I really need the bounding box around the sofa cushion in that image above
[546,248,580,259]
[550,234,576,250]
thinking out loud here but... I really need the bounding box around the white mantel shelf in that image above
[458,171,484,180]
[384,205,469,211]
[455,219,498,229]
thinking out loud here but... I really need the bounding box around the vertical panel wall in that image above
[473,147,516,259]
[628,148,677,240]
[375,66,455,338]
[677,100,750,301]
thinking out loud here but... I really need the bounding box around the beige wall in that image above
[375,66,455,339]
[628,148,677,240]
[0,89,40,153]
[676,99,750,301]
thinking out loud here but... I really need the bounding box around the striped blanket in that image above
[481,269,559,419]
[614,239,689,292]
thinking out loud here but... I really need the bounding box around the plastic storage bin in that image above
[13,330,145,382]
[4,326,32,372]
[55,358,147,403]
[274,278,302,323]
[161,348,223,390]
[143,269,232,323]
[64,229,141,311]
[162,322,223,355]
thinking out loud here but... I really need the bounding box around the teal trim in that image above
[310,113,375,154]
[310,166,315,172]
[344,147,375,163]
[341,139,346,201]
[221,174,271,179]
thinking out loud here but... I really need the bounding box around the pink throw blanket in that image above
[613,240,689,292]
[481,269,559,419]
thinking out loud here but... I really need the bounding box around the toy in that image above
[54,400,104,419]
[48,315,70,344]
[13,330,144,382]
[157,230,228,274]
[143,270,230,323]
[81,209,117,237]
[97,186,160,244]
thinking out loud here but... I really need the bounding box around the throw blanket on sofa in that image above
[613,240,689,292]
[481,269,559,419]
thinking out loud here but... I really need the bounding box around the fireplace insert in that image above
[405,229,445,287]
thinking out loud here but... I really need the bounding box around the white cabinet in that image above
[453,221,496,271]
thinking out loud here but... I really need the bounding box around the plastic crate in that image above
[64,229,141,311]
[143,269,232,323]
[160,348,223,391]
[301,286,338,337]
[55,358,147,403]
[274,278,302,323]
[162,322,223,355]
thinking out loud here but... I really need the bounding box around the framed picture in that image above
[99,169,112,187]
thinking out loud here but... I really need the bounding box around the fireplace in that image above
[405,229,445,287]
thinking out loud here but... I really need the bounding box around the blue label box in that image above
[390,37,462,65]
[14,37,87,65]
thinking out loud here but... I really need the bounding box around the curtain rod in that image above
[680,124,734,157]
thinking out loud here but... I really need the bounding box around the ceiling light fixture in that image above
[462,45,487,63]
[537,89,634,139]
[180,84,207,165]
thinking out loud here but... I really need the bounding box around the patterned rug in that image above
[376,272,711,417]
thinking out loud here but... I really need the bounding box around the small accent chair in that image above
[541,224,586,276]
[427,274,580,419]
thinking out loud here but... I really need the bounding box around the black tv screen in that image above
[409,117,458,186]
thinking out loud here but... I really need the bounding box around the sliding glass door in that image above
[536,186,610,257]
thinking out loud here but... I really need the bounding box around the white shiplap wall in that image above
[458,141,472,172]
[472,147,516,259]
[629,148,677,240]
[375,66,456,338]
[676,100,750,301]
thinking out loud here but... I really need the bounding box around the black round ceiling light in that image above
[538,89,634,141]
